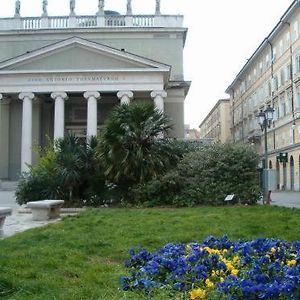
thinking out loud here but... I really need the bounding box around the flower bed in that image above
[120,236,300,299]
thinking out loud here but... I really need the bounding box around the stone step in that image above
[0,181,19,191]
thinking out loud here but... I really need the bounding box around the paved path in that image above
[0,191,61,238]
[0,191,18,207]
[270,191,300,209]
[0,191,83,238]
[3,212,60,238]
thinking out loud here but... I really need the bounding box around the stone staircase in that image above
[0,181,19,191]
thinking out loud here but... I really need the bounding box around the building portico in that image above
[0,1,190,180]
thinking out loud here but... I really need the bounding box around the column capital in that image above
[0,94,11,105]
[84,91,101,100]
[51,92,68,100]
[117,90,133,99]
[150,90,167,98]
[19,92,35,100]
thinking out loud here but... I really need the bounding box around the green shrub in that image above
[131,143,260,206]
[16,135,108,207]
[16,145,63,205]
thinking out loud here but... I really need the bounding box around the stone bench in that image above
[26,200,64,221]
[0,207,12,235]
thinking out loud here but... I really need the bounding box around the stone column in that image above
[150,90,167,113]
[0,94,10,178]
[51,92,68,140]
[84,91,100,141]
[19,92,35,173]
[117,91,133,105]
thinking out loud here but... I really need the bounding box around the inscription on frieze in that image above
[27,75,121,83]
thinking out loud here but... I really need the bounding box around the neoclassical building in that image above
[226,0,300,191]
[0,0,190,180]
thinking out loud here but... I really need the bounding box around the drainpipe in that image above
[282,21,296,127]
[237,78,245,142]
[230,87,235,142]
[266,38,276,150]
[266,38,274,91]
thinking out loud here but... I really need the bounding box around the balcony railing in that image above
[0,14,183,30]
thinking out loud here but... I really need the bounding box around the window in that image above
[286,64,291,81]
[286,90,292,114]
[280,68,285,86]
[273,100,278,121]
[273,75,279,91]
[273,97,280,121]
[279,39,283,56]
[293,21,299,41]
[286,31,290,46]
[280,93,286,117]
[266,54,270,68]
[295,55,300,73]
[296,84,300,109]
[259,61,263,75]
[273,47,277,62]
[268,81,272,96]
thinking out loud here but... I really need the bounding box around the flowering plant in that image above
[120,236,300,299]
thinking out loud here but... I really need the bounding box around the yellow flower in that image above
[271,247,276,253]
[205,278,214,288]
[220,277,224,283]
[287,259,297,267]
[226,262,234,271]
[190,288,206,299]
[232,256,240,265]
[231,269,239,277]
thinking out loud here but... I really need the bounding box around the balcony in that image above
[0,14,183,31]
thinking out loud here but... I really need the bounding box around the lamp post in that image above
[257,105,274,204]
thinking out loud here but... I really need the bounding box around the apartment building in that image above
[199,99,231,143]
[226,0,300,191]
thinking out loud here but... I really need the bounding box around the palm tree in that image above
[98,102,176,191]
[55,134,83,202]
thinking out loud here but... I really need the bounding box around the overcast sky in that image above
[0,0,294,128]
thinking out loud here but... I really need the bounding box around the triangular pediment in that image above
[0,37,170,72]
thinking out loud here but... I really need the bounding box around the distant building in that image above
[0,0,190,180]
[184,124,200,140]
[225,0,300,191]
[199,99,231,143]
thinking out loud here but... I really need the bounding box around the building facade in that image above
[226,0,300,191]
[0,0,190,180]
[199,99,231,143]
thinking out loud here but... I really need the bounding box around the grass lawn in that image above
[1,205,300,299]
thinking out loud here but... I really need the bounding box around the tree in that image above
[98,102,177,195]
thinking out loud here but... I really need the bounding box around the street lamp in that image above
[257,105,274,204]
